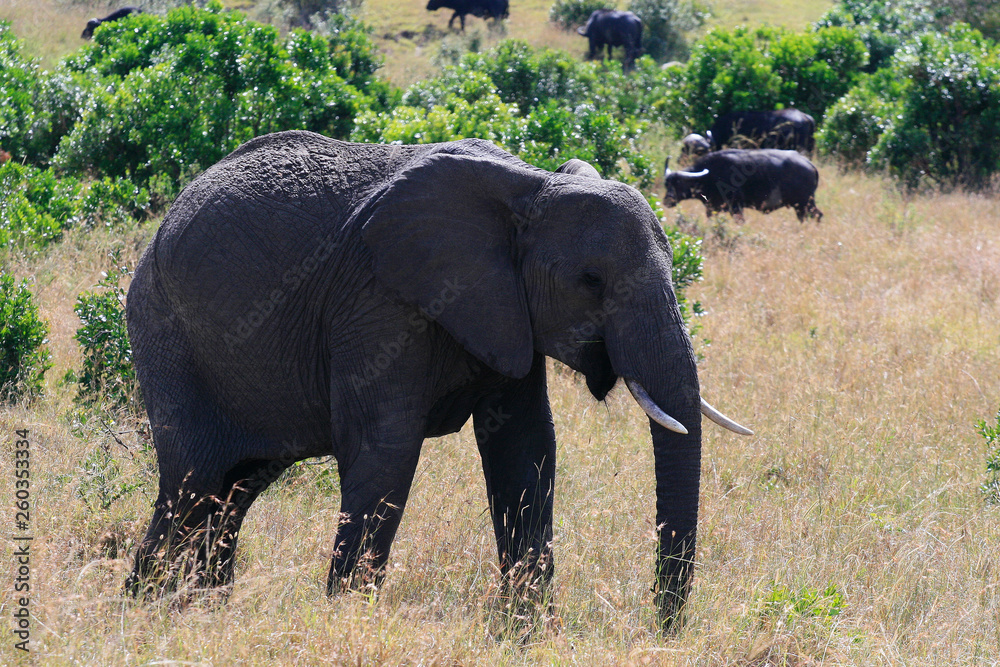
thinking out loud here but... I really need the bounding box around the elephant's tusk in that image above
[700,398,754,435]
[625,378,688,434]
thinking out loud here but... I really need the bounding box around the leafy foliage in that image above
[355,41,660,187]
[54,2,391,197]
[0,274,51,402]
[549,0,615,30]
[820,24,1000,189]
[663,25,867,133]
[815,0,942,73]
[627,0,705,62]
[978,407,1000,504]
[816,0,1000,73]
[0,22,48,163]
[74,258,138,410]
[759,583,846,621]
[0,161,148,250]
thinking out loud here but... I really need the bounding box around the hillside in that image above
[3,0,835,79]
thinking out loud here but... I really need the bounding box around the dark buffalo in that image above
[678,133,712,166]
[663,149,823,222]
[707,109,816,155]
[577,10,643,71]
[81,7,142,39]
[426,0,508,31]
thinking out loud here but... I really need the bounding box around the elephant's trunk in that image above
[607,293,703,632]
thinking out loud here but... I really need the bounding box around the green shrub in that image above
[549,0,616,30]
[627,0,705,62]
[55,3,390,197]
[815,0,940,73]
[0,22,42,163]
[978,406,1000,504]
[74,258,138,410]
[815,70,900,165]
[822,24,1000,189]
[361,41,660,187]
[663,26,867,132]
[0,161,148,250]
[869,25,1000,189]
[0,274,51,402]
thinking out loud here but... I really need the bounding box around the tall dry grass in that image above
[2,163,998,664]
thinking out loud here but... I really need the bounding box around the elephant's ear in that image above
[361,152,549,379]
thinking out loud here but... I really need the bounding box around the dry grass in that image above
[2,163,999,664]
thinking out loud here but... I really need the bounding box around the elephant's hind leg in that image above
[129,450,292,595]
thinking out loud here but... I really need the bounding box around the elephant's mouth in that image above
[578,340,617,400]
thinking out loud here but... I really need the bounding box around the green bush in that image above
[359,41,660,187]
[816,69,901,166]
[815,0,940,73]
[627,0,705,62]
[0,274,51,402]
[74,259,138,410]
[54,3,391,197]
[663,25,867,132]
[549,0,616,30]
[979,406,1000,504]
[0,22,43,163]
[0,161,148,250]
[821,24,1000,189]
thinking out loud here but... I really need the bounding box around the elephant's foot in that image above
[489,551,557,641]
[327,549,387,598]
[127,502,242,600]
[654,573,691,634]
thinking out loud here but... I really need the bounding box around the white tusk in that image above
[700,398,754,435]
[625,378,688,434]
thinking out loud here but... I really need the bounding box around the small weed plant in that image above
[74,255,138,410]
[979,407,1000,504]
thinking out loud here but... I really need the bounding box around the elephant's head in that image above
[361,145,750,629]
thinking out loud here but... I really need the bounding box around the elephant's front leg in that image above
[328,436,422,594]
[474,353,556,612]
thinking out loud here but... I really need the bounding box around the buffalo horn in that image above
[674,168,709,179]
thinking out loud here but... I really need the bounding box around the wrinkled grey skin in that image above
[577,10,643,71]
[126,131,704,630]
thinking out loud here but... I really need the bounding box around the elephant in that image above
[124,130,752,630]
[577,9,643,71]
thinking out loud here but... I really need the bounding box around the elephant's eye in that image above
[581,270,604,294]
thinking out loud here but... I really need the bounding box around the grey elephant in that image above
[577,9,643,71]
[125,131,751,630]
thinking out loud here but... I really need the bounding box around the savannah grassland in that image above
[2,0,1000,664]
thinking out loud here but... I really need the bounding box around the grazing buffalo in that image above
[663,149,823,222]
[426,0,508,31]
[81,7,143,39]
[707,109,816,155]
[577,10,643,72]
[679,133,712,165]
